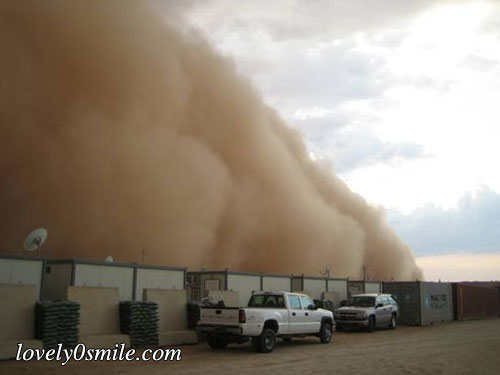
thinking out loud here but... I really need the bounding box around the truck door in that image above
[286,294,304,334]
[300,295,322,333]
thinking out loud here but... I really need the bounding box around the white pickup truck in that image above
[197,291,335,353]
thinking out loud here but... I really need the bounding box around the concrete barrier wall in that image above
[0,284,37,340]
[135,268,184,301]
[67,286,121,335]
[143,289,187,332]
[0,257,44,299]
[74,264,134,301]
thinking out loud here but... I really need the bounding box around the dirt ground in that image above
[2,319,500,375]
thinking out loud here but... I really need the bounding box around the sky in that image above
[159,0,500,281]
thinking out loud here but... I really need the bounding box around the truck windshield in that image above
[248,295,285,308]
[350,296,376,307]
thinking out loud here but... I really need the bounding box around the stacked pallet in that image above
[119,301,158,348]
[35,301,80,349]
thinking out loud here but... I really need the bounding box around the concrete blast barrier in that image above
[44,259,186,302]
[143,289,197,346]
[44,259,135,301]
[0,284,43,359]
[135,266,185,301]
[67,286,129,348]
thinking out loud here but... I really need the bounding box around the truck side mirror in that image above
[308,304,316,310]
[376,303,383,308]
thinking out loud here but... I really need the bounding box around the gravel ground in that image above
[3,318,500,375]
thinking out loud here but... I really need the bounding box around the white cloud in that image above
[388,187,500,256]
[166,0,500,216]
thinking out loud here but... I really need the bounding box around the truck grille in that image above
[336,312,365,321]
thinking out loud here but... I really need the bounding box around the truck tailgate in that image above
[199,307,240,325]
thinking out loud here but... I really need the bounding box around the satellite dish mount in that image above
[24,228,48,257]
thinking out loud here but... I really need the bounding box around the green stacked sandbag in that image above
[35,301,80,349]
[143,302,159,347]
[58,302,80,348]
[120,301,158,348]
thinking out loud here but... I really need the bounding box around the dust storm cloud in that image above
[0,1,422,280]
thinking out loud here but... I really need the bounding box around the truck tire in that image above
[254,328,277,353]
[389,314,397,329]
[207,334,229,349]
[319,322,333,344]
[367,316,375,333]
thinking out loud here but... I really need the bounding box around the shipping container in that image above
[43,259,186,301]
[382,281,453,326]
[452,283,500,320]
[0,253,45,299]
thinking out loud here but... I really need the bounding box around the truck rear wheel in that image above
[254,328,277,353]
[207,334,229,349]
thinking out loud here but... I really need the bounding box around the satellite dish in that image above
[24,228,48,256]
[104,256,114,263]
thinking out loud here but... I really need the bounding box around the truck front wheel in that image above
[367,316,376,333]
[319,322,333,344]
[207,334,229,349]
[253,328,277,353]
